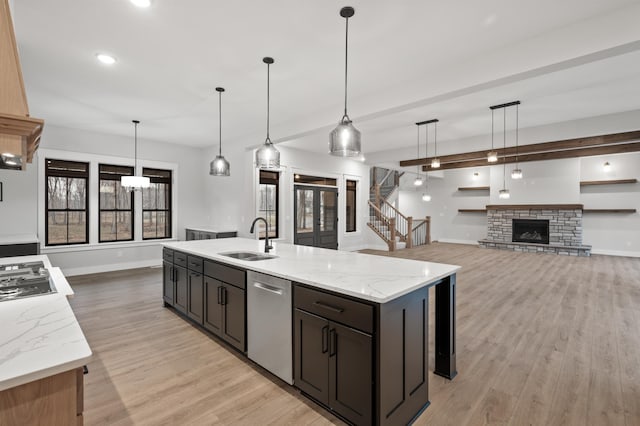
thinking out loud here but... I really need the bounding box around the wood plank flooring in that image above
[68,243,640,425]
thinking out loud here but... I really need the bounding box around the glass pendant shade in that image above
[499,188,510,199]
[413,176,423,186]
[329,117,361,157]
[210,155,230,176]
[422,193,431,202]
[603,161,611,172]
[431,158,441,168]
[487,151,498,162]
[511,168,523,179]
[121,175,150,190]
[256,139,280,169]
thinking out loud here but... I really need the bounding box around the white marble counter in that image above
[164,238,460,303]
[0,256,91,392]
[0,234,39,245]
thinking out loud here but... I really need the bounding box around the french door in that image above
[294,185,338,250]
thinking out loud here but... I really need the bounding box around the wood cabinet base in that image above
[0,368,84,426]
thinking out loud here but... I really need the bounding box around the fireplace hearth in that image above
[512,219,549,244]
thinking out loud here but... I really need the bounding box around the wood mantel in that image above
[486,204,584,210]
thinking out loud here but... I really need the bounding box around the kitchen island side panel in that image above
[377,285,429,425]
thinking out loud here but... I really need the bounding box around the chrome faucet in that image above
[250,217,273,253]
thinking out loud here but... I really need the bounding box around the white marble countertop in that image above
[0,255,91,392]
[164,238,460,303]
[185,226,236,234]
[0,234,39,245]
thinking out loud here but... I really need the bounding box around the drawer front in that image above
[187,255,204,273]
[204,260,245,289]
[162,248,174,263]
[294,285,374,334]
[174,251,188,268]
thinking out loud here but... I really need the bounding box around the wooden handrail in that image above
[381,199,408,222]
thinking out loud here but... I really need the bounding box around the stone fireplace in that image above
[479,204,591,256]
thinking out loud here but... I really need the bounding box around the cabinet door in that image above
[174,265,188,314]
[222,283,245,352]
[204,277,223,336]
[186,230,197,240]
[328,322,373,426]
[163,262,174,306]
[294,309,329,405]
[187,271,204,324]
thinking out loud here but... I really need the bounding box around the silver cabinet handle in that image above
[253,282,283,295]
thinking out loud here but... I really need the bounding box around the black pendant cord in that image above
[343,16,349,119]
[218,90,223,156]
[415,124,420,177]
[434,121,438,157]
[503,108,506,188]
[425,122,429,181]
[515,103,519,167]
[132,120,139,172]
[266,62,271,143]
[491,109,494,150]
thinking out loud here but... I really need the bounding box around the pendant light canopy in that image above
[511,102,523,179]
[121,120,150,191]
[210,87,230,176]
[430,119,441,168]
[487,109,498,163]
[329,6,361,157]
[255,57,280,169]
[413,124,423,186]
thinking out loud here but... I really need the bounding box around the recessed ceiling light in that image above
[130,0,151,8]
[96,53,117,65]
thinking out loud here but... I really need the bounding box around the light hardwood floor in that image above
[68,243,640,425]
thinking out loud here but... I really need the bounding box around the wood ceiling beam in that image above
[400,130,640,167]
[420,141,640,171]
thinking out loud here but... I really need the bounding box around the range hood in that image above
[0,0,44,171]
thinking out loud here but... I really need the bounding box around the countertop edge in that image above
[0,353,92,393]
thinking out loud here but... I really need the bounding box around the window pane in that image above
[259,183,277,238]
[100,181,116,209]
[67,211,86,243]
[156,183,168,210]
[142,186,156,209]
[155,211,168,238]
[346,180,356,232]
[115,181,131,209]
[67,178,86,209]
[47,177,67,209]
[100,212,117,241]
[143,211,156,239]
[117,212,132,240]
[48,212,68,244]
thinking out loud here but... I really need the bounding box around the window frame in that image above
[45,159,90,246]
[258,170,279,240]
[142,167,173,240]
[346,179,357,233]
[98,164,135,243]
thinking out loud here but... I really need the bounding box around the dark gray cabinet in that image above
[203,261,246,352]
[174,265,187,314]
[185,229,237,241]
[163,262,174,306]
[294,287,373,425]
[187,270,204,324]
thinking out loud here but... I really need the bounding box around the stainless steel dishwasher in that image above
[247,271,293,384]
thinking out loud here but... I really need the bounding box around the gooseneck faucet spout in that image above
[250,217,273,253]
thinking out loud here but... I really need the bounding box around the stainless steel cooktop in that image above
[0,261,55,302]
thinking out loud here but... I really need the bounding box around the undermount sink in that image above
[218,251,278,261]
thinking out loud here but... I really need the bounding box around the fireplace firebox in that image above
[512,219,550,244]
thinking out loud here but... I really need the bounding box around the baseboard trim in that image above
[590,249,640,258]
[61,259,162,277]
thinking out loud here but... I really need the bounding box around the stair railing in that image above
[368,200,396,251]
[378,199,408,244]
[411,216,431,247]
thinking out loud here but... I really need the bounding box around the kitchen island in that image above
[0,255,92,425]
[163,238,460,425]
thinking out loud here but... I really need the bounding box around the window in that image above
[45,159,89,245]
[142,168,172,239]
[346,180,357,232]
[259,170,279,239]
[294,174,337,186]
[99,164,134,242]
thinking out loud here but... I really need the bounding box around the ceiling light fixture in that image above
[422,193,432,202]
[413,124,423,186]
[130,0,151,7]
[603,161,611,172]
[431,119,441,168]
[473,172,479,180]
[511,102,523,179]
[210,87,230,176]
[487,108,498,162]
[121,120,150,191]
[329,6,361,157]
[255,57,280,169]
[498,107,510,199]
[96,53,117,65]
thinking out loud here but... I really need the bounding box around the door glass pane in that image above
[259,183,277,238]
[67,211,86,243]
[296,189,314,234]
[320,190,336,232]
[100,212,116,241]
[48,212,67,244]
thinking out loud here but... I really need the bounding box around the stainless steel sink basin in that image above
[218,251,278,261]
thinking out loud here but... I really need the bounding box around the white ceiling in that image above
[13,0,640,159]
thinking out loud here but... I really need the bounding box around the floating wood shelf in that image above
[580,179,638,186]
[457,186,490,191]
[583,209,637,213]
[458,209,487,213]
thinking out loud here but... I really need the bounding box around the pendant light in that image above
[255,57,280,169]
[329,6,361,157]
[121,120,150,191]
[422,120,431,202]
[511,102,523,179]
[487,109,498,163]
[430,120,441,168]
[603,161,611,172]
[413,124,423,186]
[498,108,510,199]
[210,87,230,176]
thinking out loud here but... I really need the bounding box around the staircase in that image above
[368,167,431,252]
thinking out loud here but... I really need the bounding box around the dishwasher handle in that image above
[253,282,284,295]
